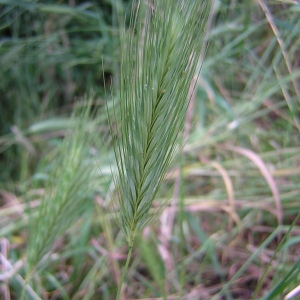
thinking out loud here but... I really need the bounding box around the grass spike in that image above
[112,0,212,247]
[26,102,99,271]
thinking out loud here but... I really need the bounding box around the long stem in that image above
[116,246,133,300]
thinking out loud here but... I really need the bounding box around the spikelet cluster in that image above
[27,105,98,269]
[112,0,212,246]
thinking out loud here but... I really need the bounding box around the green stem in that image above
[178,157,185,298]
[116,246,133,300]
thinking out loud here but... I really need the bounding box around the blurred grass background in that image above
[0,0,300,299]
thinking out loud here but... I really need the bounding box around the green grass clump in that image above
[0,0,300,299]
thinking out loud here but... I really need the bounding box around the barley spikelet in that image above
[112,0,212,246]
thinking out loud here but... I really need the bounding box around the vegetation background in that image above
[0,0,299,299]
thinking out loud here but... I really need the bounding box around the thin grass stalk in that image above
[178,161,185,297]
[116,246,133,300]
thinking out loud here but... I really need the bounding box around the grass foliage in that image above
[0,0,300,299]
